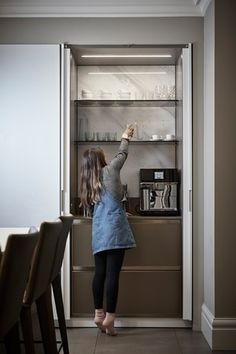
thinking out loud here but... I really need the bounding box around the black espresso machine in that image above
[139,168,179,216]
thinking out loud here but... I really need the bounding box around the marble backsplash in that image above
[76,105,175,142]
[77,65,175,101]
[77,143,176,197]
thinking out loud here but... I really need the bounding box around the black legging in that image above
[92,249,125,313]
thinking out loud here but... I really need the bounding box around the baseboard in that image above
[201,303,236,350]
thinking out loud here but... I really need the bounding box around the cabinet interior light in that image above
[81,54,172,58]
[87,72,167,75]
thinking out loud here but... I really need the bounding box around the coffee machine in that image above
[139,168,179,216]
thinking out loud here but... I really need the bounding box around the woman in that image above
[80,124,136,335]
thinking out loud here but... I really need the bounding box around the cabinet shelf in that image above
[75,99,178,108]
[74,140,178,145]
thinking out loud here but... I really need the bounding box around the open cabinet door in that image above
[182,45,193,321]
[60,45,71,216]
[0,44,61,228]
[60,44,77,320]
[60,44,71,320]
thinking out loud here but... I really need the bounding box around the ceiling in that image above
[0,0,211,17]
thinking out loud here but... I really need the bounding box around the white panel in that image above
[0,45,61,227]
[182,45,193,321]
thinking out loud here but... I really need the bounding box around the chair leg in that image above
[52,273,69,354]
[20,306,35,354]
[36,286,58,354]
[4,322,21,354]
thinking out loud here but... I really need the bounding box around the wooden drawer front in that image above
[72,222,94,267]
[72,220,182,267]
[125,220,182,267]
[118,271,182,317]
[71,271,94,316]
[71,270,181,317]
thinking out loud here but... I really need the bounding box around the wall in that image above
[202,0,236,349]
[0,17,204,329]
[203,0,215,317]
[215,0,236,320]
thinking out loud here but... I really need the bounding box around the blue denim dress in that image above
[92,190,136,255]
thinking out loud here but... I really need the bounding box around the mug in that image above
[151,134,162,141]
[165,134,175,140]
[100,90,112,99]
[117,90,131,99]
[81,89,93,99]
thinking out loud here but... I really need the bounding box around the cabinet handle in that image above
[72,266,95,271]
[61,190,65,213]
[189,189,192,212]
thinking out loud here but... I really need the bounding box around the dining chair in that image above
[51,215,74,354]
[20,219,63,354]
[0,231,39,354]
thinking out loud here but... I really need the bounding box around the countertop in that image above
[73,215,182,222]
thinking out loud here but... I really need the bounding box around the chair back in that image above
[50,215,73,281]
[23,220,63,305]
[0,232,39,337]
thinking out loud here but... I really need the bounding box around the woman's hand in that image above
[122,124,135,140]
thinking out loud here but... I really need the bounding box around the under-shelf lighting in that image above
[87,71,166,75]
[81,54,172,58]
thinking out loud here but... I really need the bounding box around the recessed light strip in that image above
[82,54,172,58]
[87,72,166,75]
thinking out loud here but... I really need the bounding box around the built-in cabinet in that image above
[68,44,192,324]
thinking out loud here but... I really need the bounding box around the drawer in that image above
[125,220,181,267]
[72,221,94,267]
[71,270,182,317]
[71,271,94,316]
[118,270,182,317]
[72,219,182,267]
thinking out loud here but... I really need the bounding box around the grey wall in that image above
[215,0,236,318]
[0,17,204,328]
[0,17,202,46]
[203,0,215,316]
[202,1,236,348]
[204,0,236,321]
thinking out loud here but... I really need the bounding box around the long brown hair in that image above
[80,148,107,208]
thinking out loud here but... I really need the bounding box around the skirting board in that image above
[201,303,236,350]
[58,317,192,328]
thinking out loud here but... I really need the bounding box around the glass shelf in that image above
[74,140,178,145]
[75,99,178,108]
